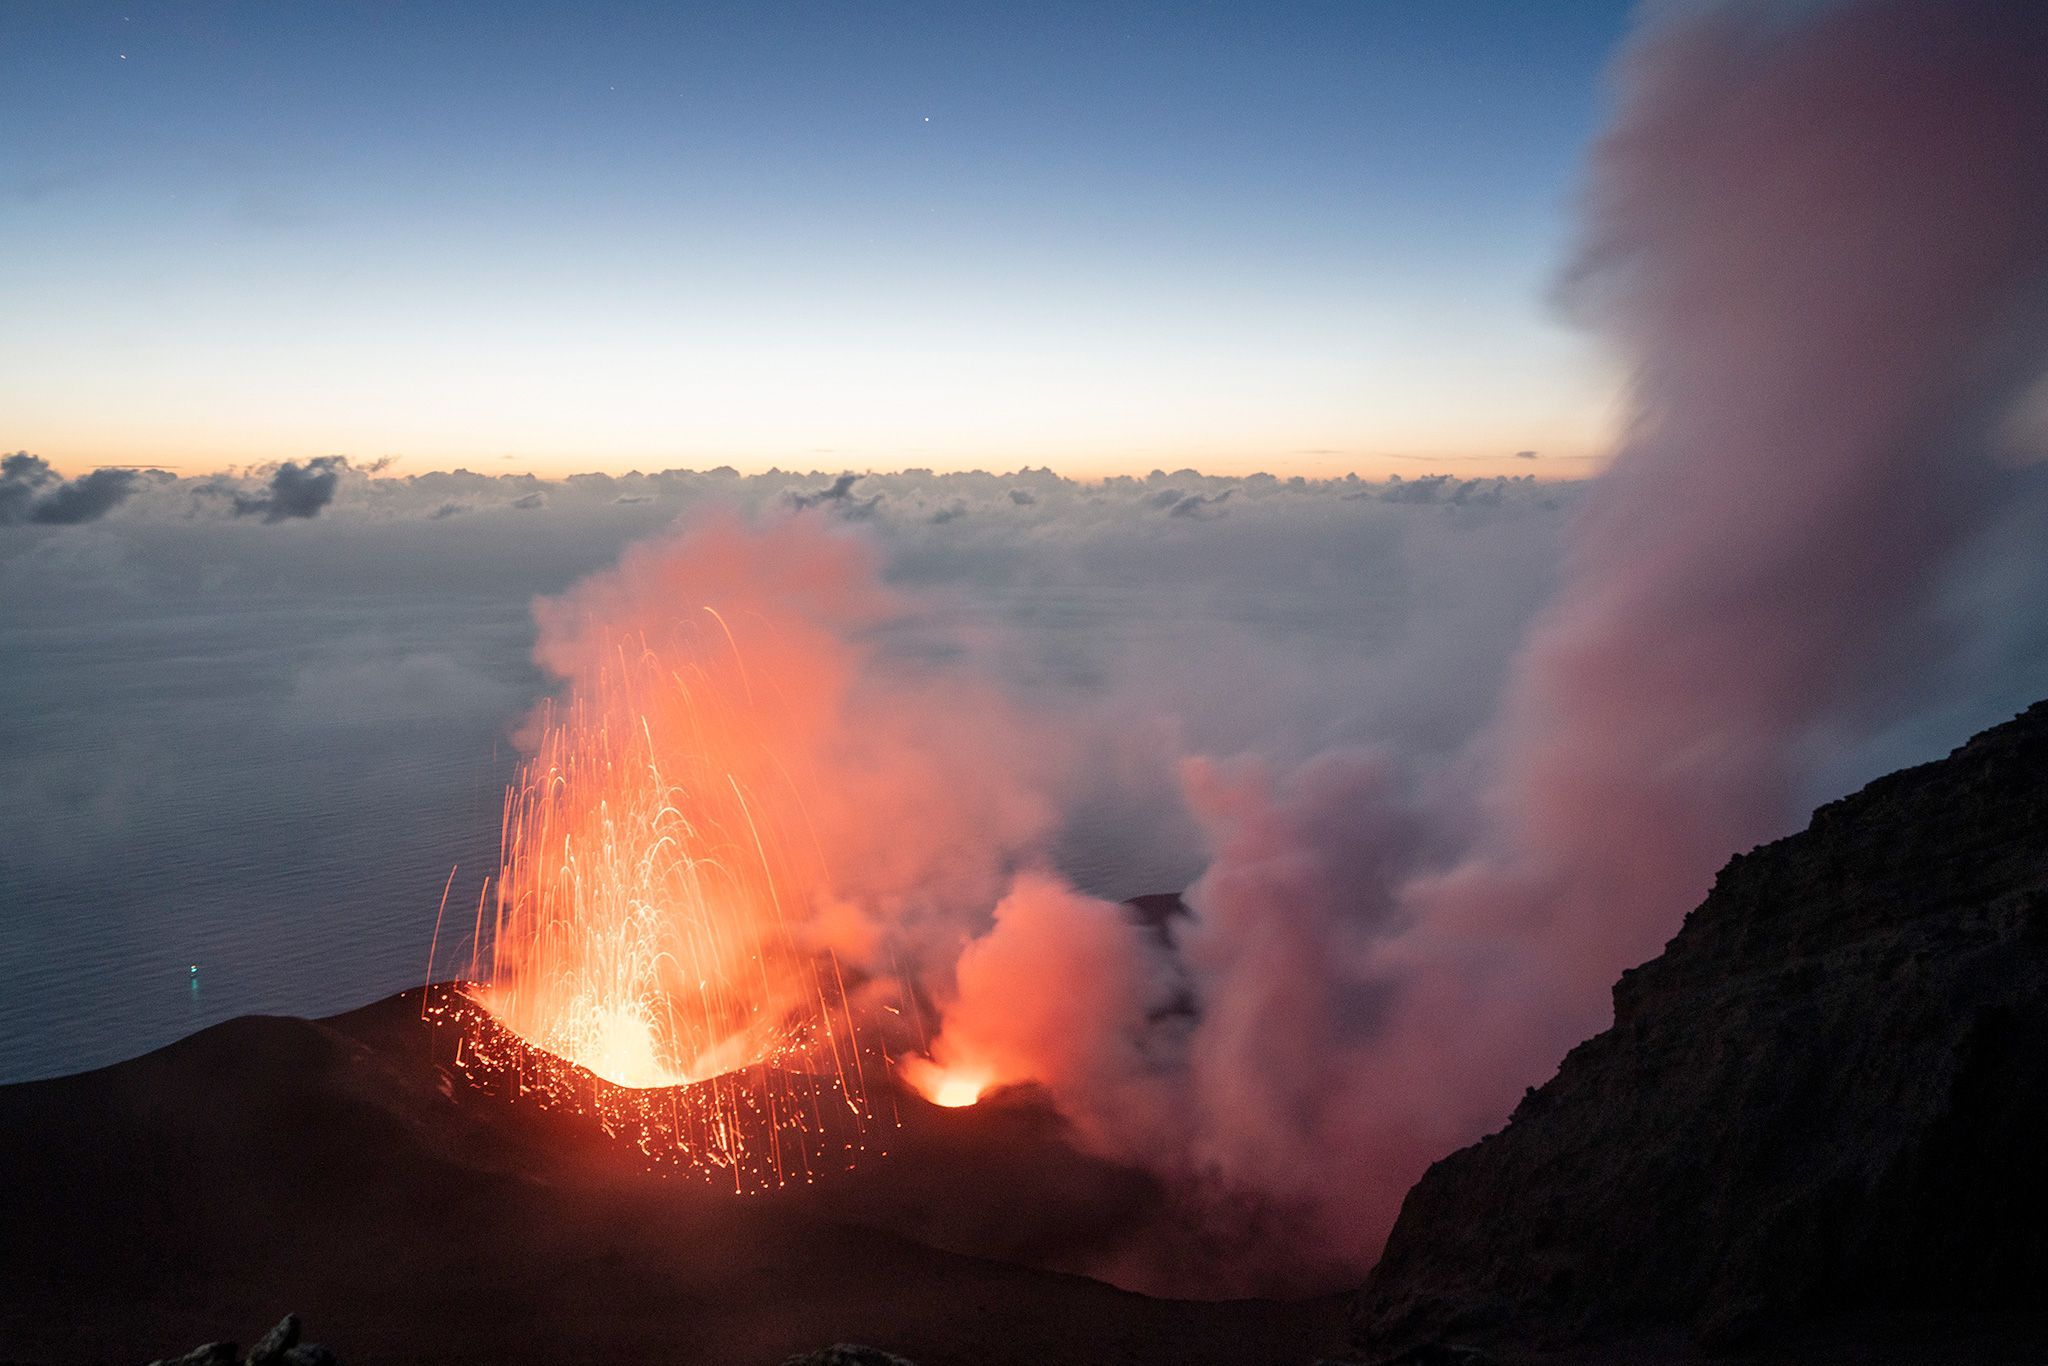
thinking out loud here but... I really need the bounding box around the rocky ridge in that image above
[1354,701,2048,1358]
[144,1314,337,1366]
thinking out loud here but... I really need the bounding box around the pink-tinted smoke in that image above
[516,510,1070,1025]
[918,0,2048,1292]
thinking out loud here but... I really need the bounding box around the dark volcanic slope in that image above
[0,988,1341,1366]
[1356,701,2048,1359]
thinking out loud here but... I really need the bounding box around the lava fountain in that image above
[468,575,881,1185]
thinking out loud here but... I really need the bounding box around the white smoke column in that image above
[920,0,2048,1292]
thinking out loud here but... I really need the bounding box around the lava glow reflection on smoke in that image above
[472,611,881,1185]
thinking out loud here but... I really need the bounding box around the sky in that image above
[2,1,1632,479]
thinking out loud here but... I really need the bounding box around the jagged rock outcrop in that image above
[145,1314,339,1366]
[1355,701,2048,1356]
[780,1348,920,1366]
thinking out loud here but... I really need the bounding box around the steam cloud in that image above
[908,0,2048,1292]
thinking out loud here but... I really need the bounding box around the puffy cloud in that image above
[785,472,882,519]
[231,456,346,522]
[0,454,141,526]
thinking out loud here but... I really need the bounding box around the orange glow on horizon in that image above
[21,445,1605,487]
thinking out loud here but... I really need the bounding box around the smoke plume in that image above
[515,511,1069,1012]
[912,0,2048,1291]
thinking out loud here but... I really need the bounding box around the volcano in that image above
[0,983,1344,1365]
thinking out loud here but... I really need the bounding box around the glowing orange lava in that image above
[899,1056,989,1108]
[929,1077,985,1108]
[472,610,877,1184]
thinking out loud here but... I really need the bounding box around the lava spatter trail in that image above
[465,593,883,1188]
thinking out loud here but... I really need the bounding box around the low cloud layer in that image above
[0,452,1565,533]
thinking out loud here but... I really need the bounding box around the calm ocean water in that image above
[0,593,540,1082]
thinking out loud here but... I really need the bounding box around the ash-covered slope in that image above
[1355,701,2048,1358]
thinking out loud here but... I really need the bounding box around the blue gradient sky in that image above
[3,1,1635,477]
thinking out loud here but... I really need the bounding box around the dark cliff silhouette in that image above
[1356,701,2048,1362]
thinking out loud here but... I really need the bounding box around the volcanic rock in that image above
[1354,701,2048,1358]
[243,1314,299,1364]
[148,1347,236,1366]
[140,1316,340,1366]
[780,1347,920,1366]
[1364,1348,1498,1366]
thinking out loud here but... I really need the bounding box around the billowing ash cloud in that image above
[0,453,141,526]
[910,0,2048,1293]
[232,455,347,522]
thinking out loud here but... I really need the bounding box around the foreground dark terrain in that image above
[7,704,2048,1365]
[0,981,1346,1366]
